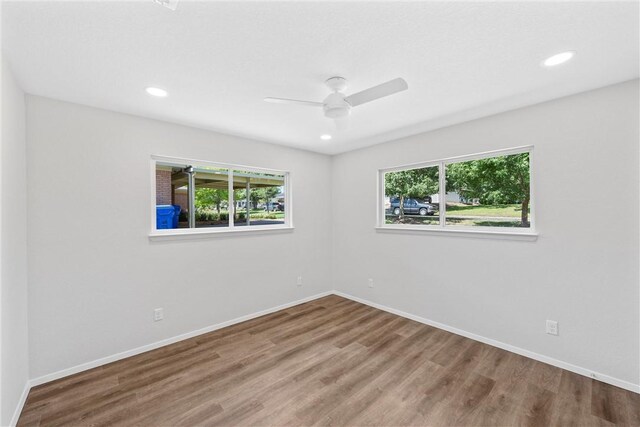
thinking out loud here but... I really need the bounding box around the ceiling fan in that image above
[264,77,408,130]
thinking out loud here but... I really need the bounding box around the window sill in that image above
[149,225,294,241]
[375,226,538,241]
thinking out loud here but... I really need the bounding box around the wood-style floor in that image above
[18,295,639,426]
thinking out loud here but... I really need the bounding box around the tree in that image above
[385,167,439,220]
[195,188,228,213]
[446,153,530,226]
[261,186,281,211]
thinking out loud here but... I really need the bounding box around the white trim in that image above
[149,225,294,240]
[9,382,31,427]
[379,145,533,174]
[378,146,536,236]
[228,169,235,229]
[438,162,445,225]
[29,291,332,387]
[376,169,384,228]
[333,291,640,394]
[375,226,538,241]
[151,154,288,175]
[150,156,157,236]
[284,171,293,228]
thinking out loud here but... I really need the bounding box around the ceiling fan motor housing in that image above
[323,92,351,118]
[325,76,348,92]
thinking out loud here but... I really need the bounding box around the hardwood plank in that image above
[17,296,639,427]
[528,359,563,393]
[550,370,594,427]
[591,379,640,426]
[514,383,556,427]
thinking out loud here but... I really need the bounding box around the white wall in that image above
[20,80,640,393]
[1,57,29,425]
[332,80,639,388]
[26,96,333,379]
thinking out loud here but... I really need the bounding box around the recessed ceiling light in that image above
[542,51,575,67]
[145,87,168,97]
[320,134,332,140]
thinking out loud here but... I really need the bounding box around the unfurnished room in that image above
[0,1,639,426]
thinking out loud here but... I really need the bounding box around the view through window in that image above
[383,149,532,230]
[154,159,287,231]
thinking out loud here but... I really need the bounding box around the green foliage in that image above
[195,188,228,213]
[249,212,278,220]
[194,210,217,222]
[194,184,283,222]
[192,209,278,223]
[445,153,529,204]
[446,153,530,225]
[385,167,439,200]
[235,186,282,210]
[193,210,229,222]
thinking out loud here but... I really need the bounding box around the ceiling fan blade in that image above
[264,97,323,107]
[334,116,349,130]
[344,78,408,107]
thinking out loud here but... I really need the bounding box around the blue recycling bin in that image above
[156,205,176,229]
[172,205,181,228]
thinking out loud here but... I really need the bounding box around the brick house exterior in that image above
[156,168,187,215]
[156,169,173,205]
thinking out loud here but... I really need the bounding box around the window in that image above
[380,147,533,233]
[152,156,290,235]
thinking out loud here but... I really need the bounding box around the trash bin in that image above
[172,205,181,228]
[156,205,176,229]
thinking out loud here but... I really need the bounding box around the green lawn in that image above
[385,203,529,228]
[445,204,524,218]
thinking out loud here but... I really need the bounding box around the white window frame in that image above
[377,146,537,240]
[149,155,292,239]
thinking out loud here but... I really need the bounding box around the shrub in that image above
[194,209,221,222]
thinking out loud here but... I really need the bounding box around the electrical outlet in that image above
[546,320,558,335]
[154,308,164,322]
[297,276,303,287]
[368,278,374,288]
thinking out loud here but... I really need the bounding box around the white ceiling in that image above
[2,1,638,155]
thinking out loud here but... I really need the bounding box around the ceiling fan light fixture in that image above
[323,92,351,118]
[324,105,350,119]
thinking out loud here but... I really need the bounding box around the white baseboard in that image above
[29,291,332,388]
[9,381,31,427]
[333,291,640,394]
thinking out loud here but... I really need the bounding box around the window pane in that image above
[384,166,439,225]
[445,152,530,228]
[232,170,285,227]
[193,166,230,228]
[155,162,190,229]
